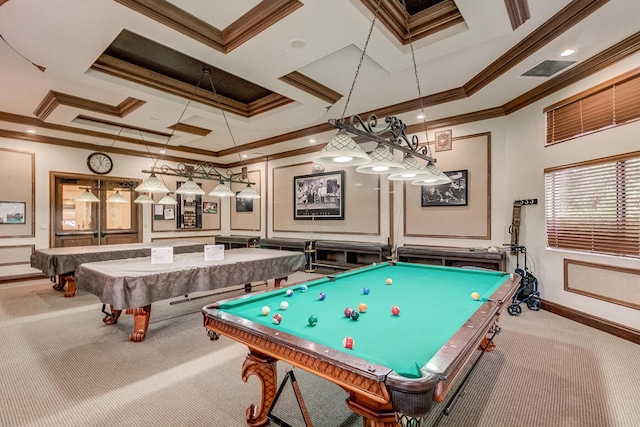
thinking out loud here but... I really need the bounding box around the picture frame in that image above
[294,170,344,220]
[235,193,253,212]
[0,201,26,224]
[421,170,468,207]
[435,129,453,152]
[203,202,218,214]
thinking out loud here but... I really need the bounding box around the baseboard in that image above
[542,299,640,345]
[0,273,45,284]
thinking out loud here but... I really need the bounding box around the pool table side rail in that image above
[202,305,396,405]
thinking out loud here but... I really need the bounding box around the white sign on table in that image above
[204,244,225,261]
[151,247,174,264]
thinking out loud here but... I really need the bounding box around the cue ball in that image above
[272,313,283,325]
[343,336,354,349]
[280,301,289,310]
[285,289,294,297]
[299,285,308,292]
[391,305,400,316]
[261,306,271,316]
[318,292,326,301]
[358,303,367,313]
[385,278,393,285]
[344,307,352,318]
[308,315,318,326]
[350,311,360,321]
[471,292,481,301]
[363,287,370,295]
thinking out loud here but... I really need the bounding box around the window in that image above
[545,153,640,258]
[545,69,640,145]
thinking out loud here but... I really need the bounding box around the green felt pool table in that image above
[202,261,520,427]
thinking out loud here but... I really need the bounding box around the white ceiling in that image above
[1,0,639,165]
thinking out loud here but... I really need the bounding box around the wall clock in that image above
[87,152,113,175]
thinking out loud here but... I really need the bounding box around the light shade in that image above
[75,189,100,203]
[209,182,235,197]
[157,194,178,205]
[388,155,431,181]
[107,190,128,203]
[175,178,204,195]
[236,184,261,199]
[411,163,452,186]
[133,193,154,204]
[355,143,405,174]
[135,173,170,193]
[313,130,371,166]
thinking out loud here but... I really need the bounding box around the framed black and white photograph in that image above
[235,194,253,212]
[421,170,468,207]
[0,201,26,224]
[294,170,344,220]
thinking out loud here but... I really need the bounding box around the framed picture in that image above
[0,201,26,224]
[235,193,253,212]
[421,170,468,207]
[203,202,218,214]
[435,129,452,152]
[294,170,344,220]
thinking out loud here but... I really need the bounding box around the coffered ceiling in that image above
[1,0,639,167]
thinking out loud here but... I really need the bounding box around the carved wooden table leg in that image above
[125,305,152,342]
[103,305,122,325]
[241,350,277,427]
[52,274,68,291]
[63,276,77,297]
[274,276,288,288]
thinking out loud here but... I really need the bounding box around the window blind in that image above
[545,73,640,145]
[545,155,640,258]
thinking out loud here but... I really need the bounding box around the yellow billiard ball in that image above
[471,292,481,301]
[385,278,393,285]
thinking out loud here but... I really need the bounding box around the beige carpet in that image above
[1,276,639,427]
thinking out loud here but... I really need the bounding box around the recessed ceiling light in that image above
[416,114,425,119]
[309,138,316,144]
[560,49,576,57]
[159,149,166,154]
[26,128,37,134]
[290,39,306,49]
[241,154,248,158]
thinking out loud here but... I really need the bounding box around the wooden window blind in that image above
[545,154,640,258]
[545,71,640,145]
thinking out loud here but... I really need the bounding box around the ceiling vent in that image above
[521,60,576,78]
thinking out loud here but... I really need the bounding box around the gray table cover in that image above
[30,242,205,276]
[74,248,306,310]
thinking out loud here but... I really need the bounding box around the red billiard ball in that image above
[391,305,400,316]
[344,307,352,318]
[343,336,354,349]
[272,313,283,324]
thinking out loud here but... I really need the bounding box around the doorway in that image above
[51,172,142,247]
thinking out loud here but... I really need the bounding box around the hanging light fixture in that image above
[75,188,100,203]
[236,183,260,199]
[209,181,235,197]
[106,190,128,203]
[411,163,452,186]
[135,173,170,193]
[133,193,154,204]
[157,194,178,205]
[321,0,448,182]
[174,177,205,195]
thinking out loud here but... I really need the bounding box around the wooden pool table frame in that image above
[202,262,520,427]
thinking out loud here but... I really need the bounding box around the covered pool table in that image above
[202,261,520,427]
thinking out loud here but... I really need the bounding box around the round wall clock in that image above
[87,152,113,175]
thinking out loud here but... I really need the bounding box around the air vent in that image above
[521,60,576,78]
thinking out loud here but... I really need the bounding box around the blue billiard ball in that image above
[285,289,294,297]
[299,284,308,292]
[318,292,326,301]
[363,287,370,295]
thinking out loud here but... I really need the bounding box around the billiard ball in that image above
[358,303,367,313]
[308,315,318,326]
[272,313,283,325]
[280,301,289,310]
[344,307,352,318]
[471,292,481,301]
[286,289,294,297]
[391,305,400,316]
[350,311,360,321]
[318,292,326,301]
[385,278,393,285]
[261,306,271,316]
[343,336,354,349]
[363,287,370,295]
[300,285,308,292]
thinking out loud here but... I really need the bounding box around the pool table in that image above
[202,261,520,427]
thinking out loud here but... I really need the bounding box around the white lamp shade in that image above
[388,155,432,181]
[75,189,100,203]
[135,173,170,193]
[157,194,178,205]
[313,131,371,166]
[209,182,235,197]
[175,178,204,195]
[133,193,154,204]
[355,143,405,174]
[106,190,128,203]
[410,163,452,186]
[236,184,261,199]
